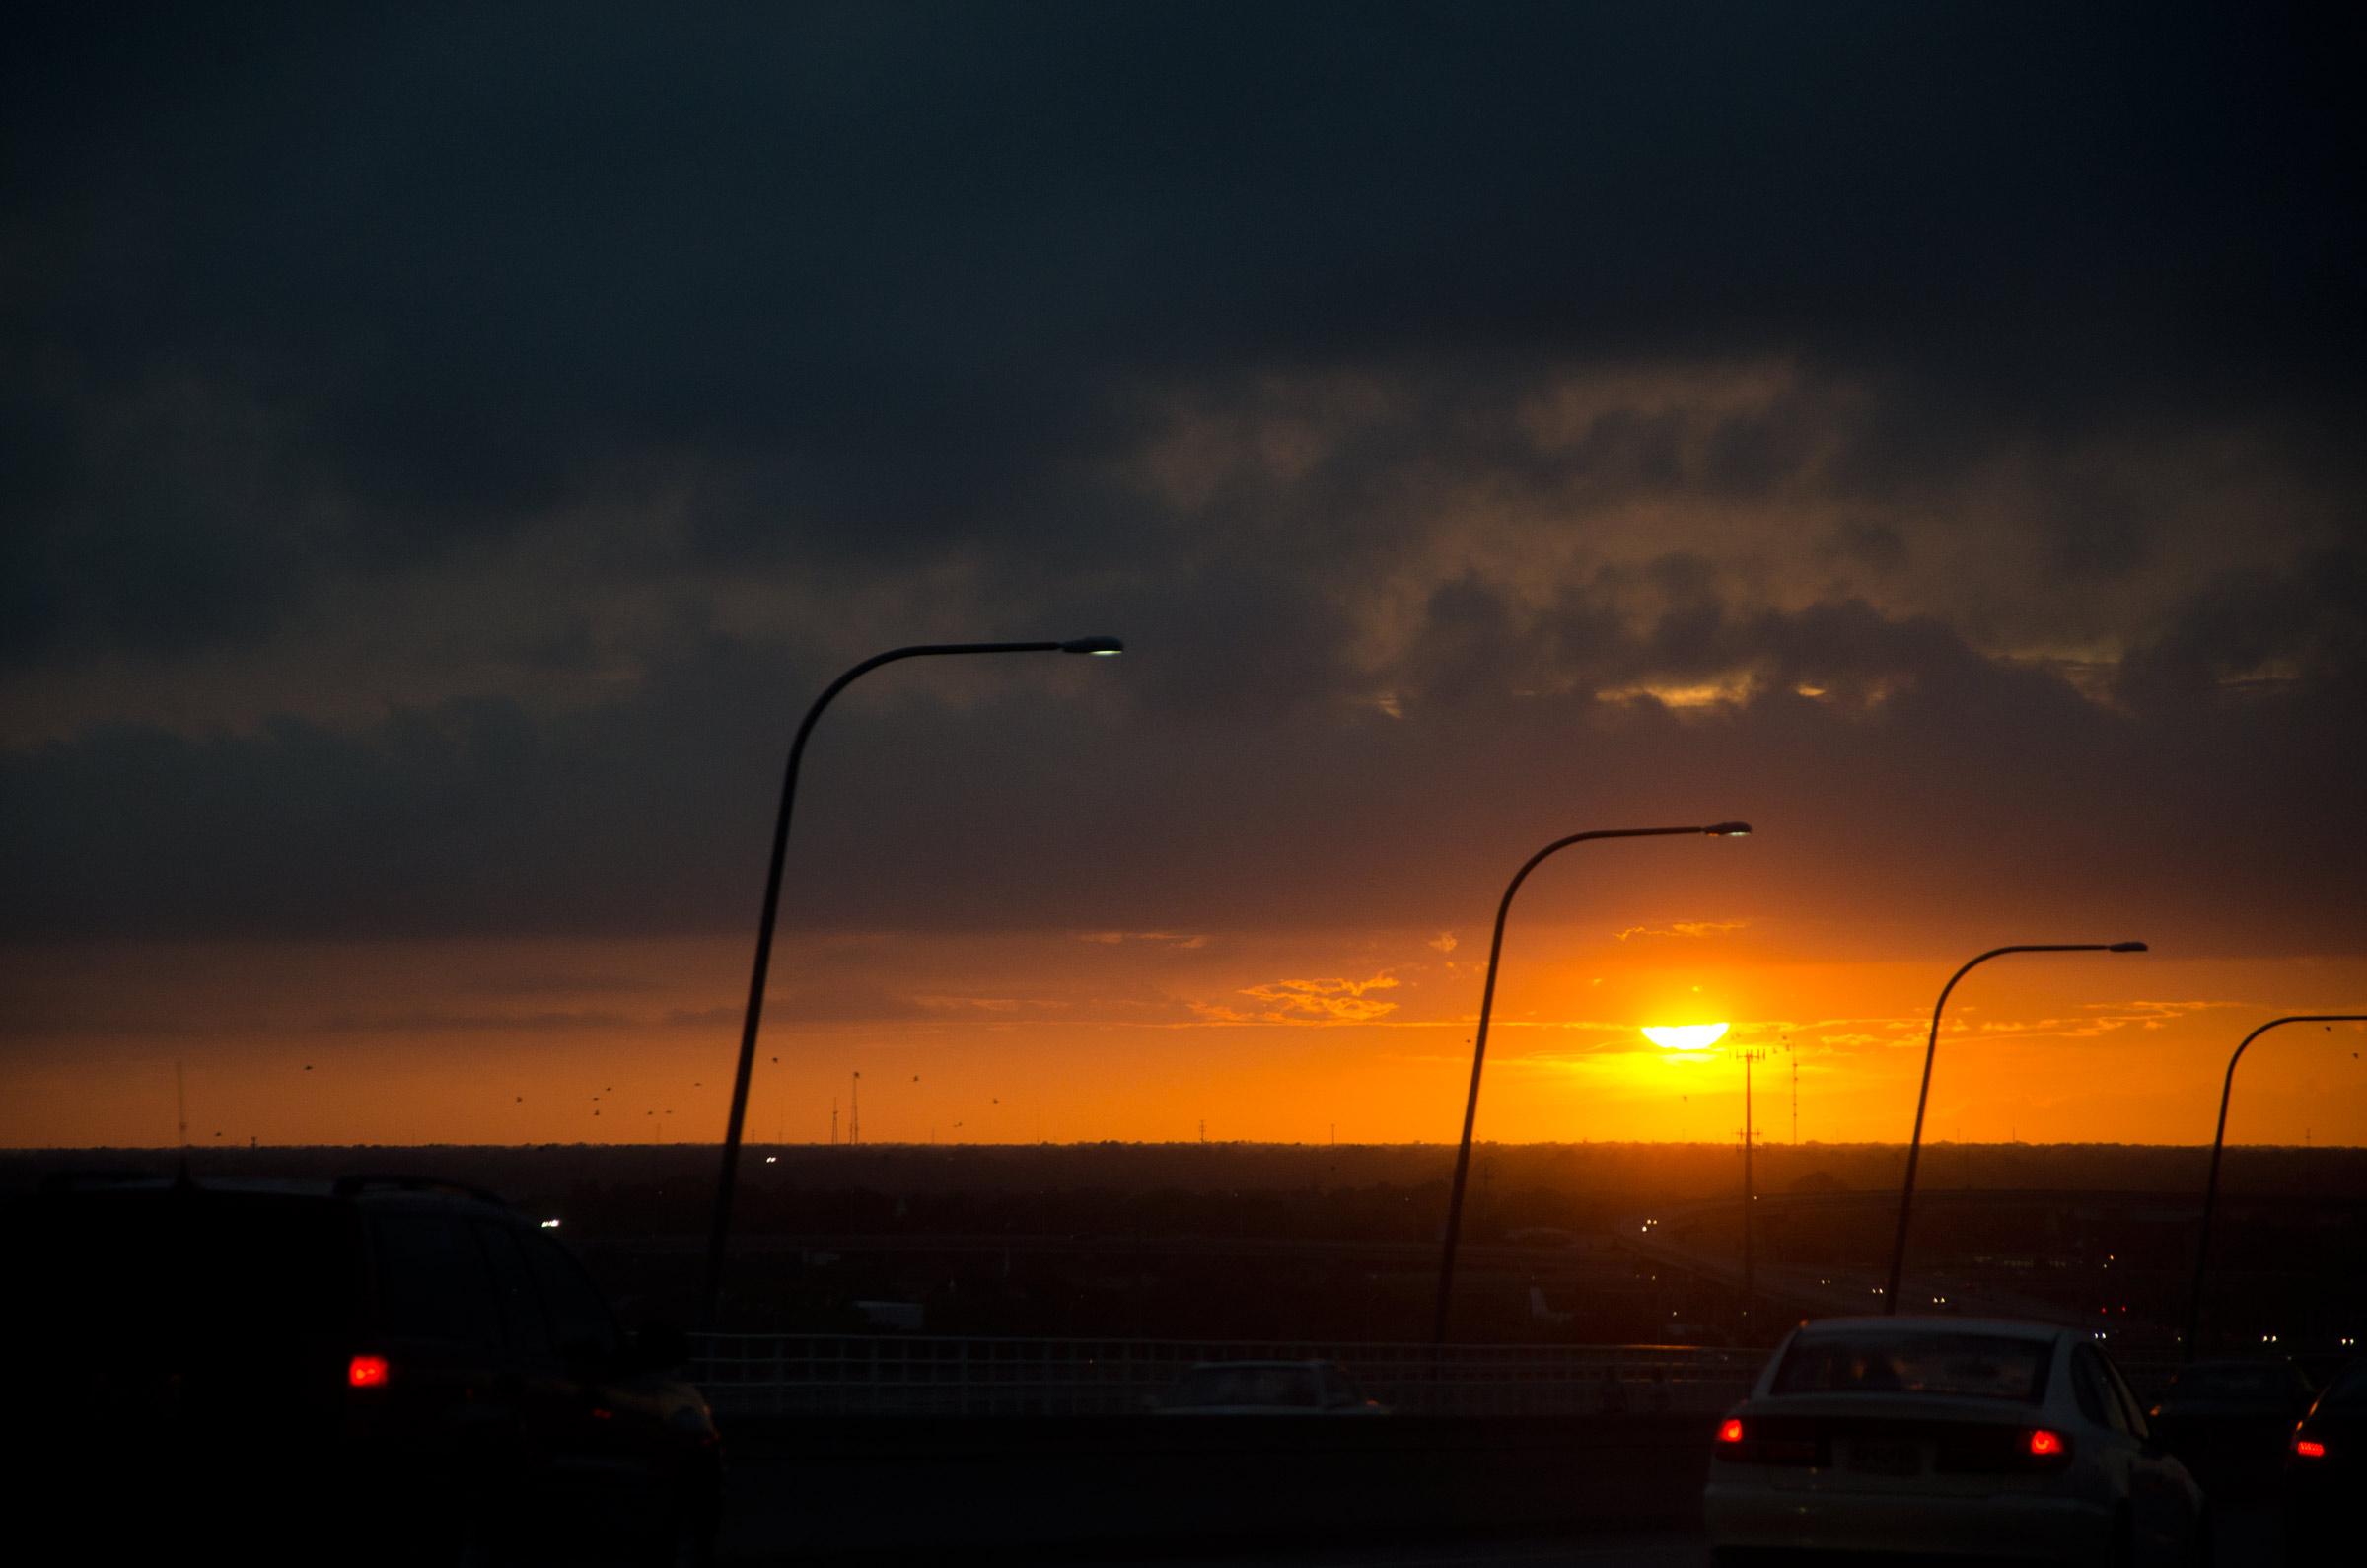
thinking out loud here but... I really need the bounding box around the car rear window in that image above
[1773,1330,2051,1402]
[371,1211,503,1349]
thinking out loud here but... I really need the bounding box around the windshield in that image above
[1773,1331,2051,1402]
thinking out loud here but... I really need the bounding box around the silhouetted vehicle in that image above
[11,1173,720,1565]
[1703,1317,2206,1565]
[2145,1357,2315,1499]
[2284,1357,2365,1554]
[1155,1359,1389,1414]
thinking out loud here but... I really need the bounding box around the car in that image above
[2145,1357,2316,1499]
[1703,1316,2206,1565]
[11,1172,722,1565]
[2284,1356,2365,1553]
[1154,1359,1389,1414]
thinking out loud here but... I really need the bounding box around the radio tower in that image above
[849,1071,861,1146]
[1733,1042,1790,1332]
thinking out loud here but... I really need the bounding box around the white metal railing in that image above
[690,1332,1763,1417]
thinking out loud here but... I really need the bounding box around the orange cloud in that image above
[1219,973,1403,1024]
[1614,919,1749,942]
[1078,931,1209,950]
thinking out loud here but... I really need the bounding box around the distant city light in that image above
[540,1218,561,1229]
[764,1156,777,1164]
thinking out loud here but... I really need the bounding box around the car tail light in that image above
[2294,1436,2326,1460]
[2016,1427,2072,1467]
[347,1354,390,1389]
[1711,1416,1818,1465]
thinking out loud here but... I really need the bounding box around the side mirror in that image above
[629,1320,690,1373]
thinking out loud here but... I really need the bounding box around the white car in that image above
[1704,1317,2206,1564]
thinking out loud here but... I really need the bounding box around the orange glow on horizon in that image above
[1,933,2362,1149]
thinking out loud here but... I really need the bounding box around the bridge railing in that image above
[690,1332,1764,1417]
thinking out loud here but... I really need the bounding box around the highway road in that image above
[711,1413,2291,1566]
[736,1510,2293,1566]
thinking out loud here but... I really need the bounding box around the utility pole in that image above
[1791,1054,1799,1144]
[830,1099,838,1147]
[849,1071,860,1146]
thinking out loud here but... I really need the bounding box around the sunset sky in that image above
[5,5,2363,1148]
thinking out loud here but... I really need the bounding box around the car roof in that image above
[1787,1315,2064,1343]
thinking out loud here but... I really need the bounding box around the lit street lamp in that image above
[1884,941,2147,1314]
[1431,820,1752,1345]
[2182,1014,2367,1359]
[700,637,1124,1327]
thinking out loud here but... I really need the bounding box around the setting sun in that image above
[1642,1022,1731,1050]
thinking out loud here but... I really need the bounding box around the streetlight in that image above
[700,637,1124,1327]
[1431,820,1752,1345]
[2183,1014,2367,1358]
[1883,941,2147,1314]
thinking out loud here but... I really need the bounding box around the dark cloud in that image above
[4,578,2360,959]
[2,4,2363,967]
[6,3,2363,660]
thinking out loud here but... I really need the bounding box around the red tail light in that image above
[1718,1417,1746,1444]
[2027,1428,2066,1458]
[347,1354,390,1389]
[2294,1436,2326,1459]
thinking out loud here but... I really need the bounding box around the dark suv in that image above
[13,1173,721,1564]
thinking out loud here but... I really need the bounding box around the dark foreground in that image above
[710,1415,2292,1565]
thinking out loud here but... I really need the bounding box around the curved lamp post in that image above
[2182,1014,2367,1358]
[700,637,1124,1327]
[1430,820,1752,1345]
[1884,940,2147,1314]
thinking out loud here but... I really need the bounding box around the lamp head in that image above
[1704,821,1753,837]
[2109,941,2148,953]
[1060,636,1125,656]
